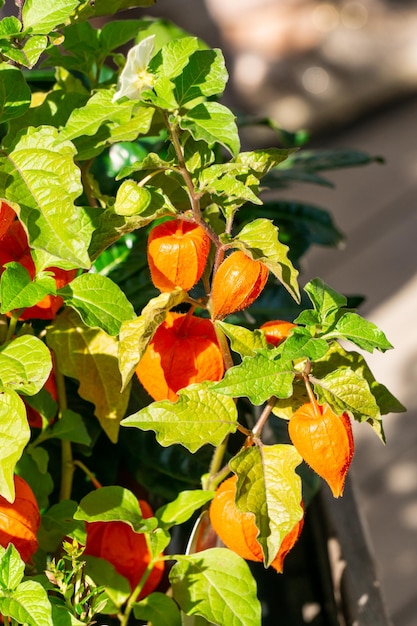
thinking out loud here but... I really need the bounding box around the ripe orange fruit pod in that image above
[260,320,296,346]
[0,201,15,239]
[211,250,269,320]
[209,475,303,572]
[288,402,354,497]
[0,475,40,563]
[147,219,211,292]
[136,311,225,401]
[84,499,164,598]
[0,220,77,320]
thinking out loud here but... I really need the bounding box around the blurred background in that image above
[2,0,417,623]
[133,1,417,624]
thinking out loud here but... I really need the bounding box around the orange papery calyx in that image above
[260,320,296,346]
[288,401,354,497]
[0,220,76,320]
[84,498,164,598]
[147,218,211,292]
[209,475,304,572]
[0,201,16,239]
[0,475,40,563]
[135,310,225,401]
[211,250,269,320]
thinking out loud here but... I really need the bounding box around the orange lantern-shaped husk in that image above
[84,499,164,598]
[260,320,296,346]
[288,402,354,497]
[211,251,268,320]
[147,219,211,292]
[209,475,304,573]
[0,475,40,563]
[0,201,15,239]
[0,220,76,320]
[136,311,224,401]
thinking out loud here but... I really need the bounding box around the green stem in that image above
[5,312,19,343]
[54,365,74,501]
[73,460,102,490]
[213,322,234,371]
[162,110,221,247]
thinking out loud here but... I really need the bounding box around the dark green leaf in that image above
[0,63,31,122]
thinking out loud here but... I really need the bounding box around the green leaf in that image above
[118,288,189,391]
[230,444,303,565]
[122,382,238,453]
[0,263,56,314]
[134,592,182,626]
[279,328,329,361]
[61,89,135,142]
[46,308,130,443]
[151,36,200,81]
[156,490,214,529]
[116,152,175,180]
[313,341,405,421]
[83,555,131,611]
[0,545,25,591]
[22,0,80,34]
[74,485,156,532]
[0,391,30,502]
[44,409,91,445]
[172,48,228,105]
[234,218,300,302]
[0,335,52,395]
[304,278,347,322]
[213,350,294,405]
[99,19,148,56]
[0,579,53,626]
[16,448,54,511]
[76,0,155,19]
[324,311,393,352]
[0,17,22,38]
[180,102,240,157]
[74,105,154,161]
[314,366,380,422]
[170,548,261,626]
[235,148,296,177]
[59,273,135,336]
[37,500,85,553]
[1,126,92,270]
[0,64,31,123]
[216,321,268,358]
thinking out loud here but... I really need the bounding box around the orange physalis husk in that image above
[288,402,354,497]
[260,320,296,346]
[0,201,15,239]
[84,499,165,598]
[211,250,269,320]
[0,475,40,563]
[0,220,77,320]
[147,218,211,292]
[135,311,225,401]
[209,475,304,572]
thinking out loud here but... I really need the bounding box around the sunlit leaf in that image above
[170,548,261,626]
[230,444,303,565]
[46,308,130,442]
[122,382,238,452]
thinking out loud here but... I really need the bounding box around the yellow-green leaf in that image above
[46,308,130,442]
